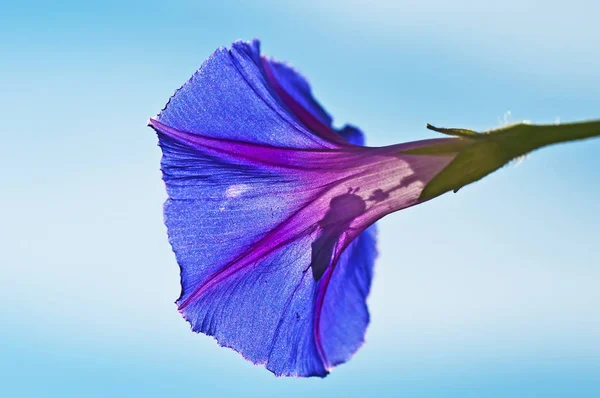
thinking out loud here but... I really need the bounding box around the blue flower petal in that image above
[157,130,317,305]
[156,125,381,376]
[156,125,329,376]
[260,64,374,365]
[262,55,364,147]
[178,232,330,377]
[155,40,336,149]
[260,61,374,366]
[337,125,367,146]
[318,225,377,366]
[262,57,333,129]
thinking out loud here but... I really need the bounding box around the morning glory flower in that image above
[149,40,600,377]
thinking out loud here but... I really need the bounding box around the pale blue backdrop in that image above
[1,1,599,397]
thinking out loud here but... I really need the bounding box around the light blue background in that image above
[1,1,599,397]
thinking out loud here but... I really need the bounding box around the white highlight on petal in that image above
[225,184,250,198]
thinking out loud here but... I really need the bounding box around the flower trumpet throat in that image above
[149,39,600,377]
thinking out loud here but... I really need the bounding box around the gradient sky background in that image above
[2,1,599,397]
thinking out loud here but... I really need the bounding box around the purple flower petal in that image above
[150,40,457,377]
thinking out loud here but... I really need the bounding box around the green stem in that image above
[403,120,600,201]
[497,121,600,155]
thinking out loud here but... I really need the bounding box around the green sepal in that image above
[425,123,481,138]
[402,120,600,201]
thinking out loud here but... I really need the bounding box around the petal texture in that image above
[155,40,338,149]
